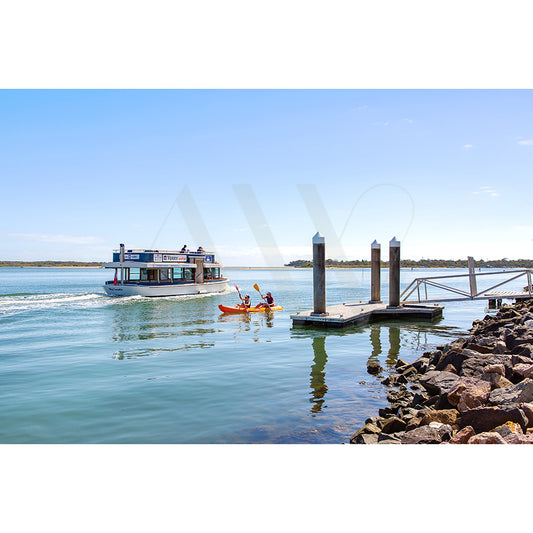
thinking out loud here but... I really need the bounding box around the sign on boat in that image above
[102,243,230,297]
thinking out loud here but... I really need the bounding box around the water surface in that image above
[0,266,523,443]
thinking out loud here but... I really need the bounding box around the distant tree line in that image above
[0,261,103,267]
[286,258,533,268]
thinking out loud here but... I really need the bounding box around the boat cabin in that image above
[102,244,223,287]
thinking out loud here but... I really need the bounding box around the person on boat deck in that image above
[257,291,274,308]
[238,294,251,309]
[180,244,189,253]
[196,246,204,253]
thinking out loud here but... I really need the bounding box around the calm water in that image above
[0,266,526,443]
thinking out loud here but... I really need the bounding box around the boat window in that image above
[184,268,193,281]
[140,268,148,281]
[173,268,183,280]
[160,269,171,282]
[129,268,140,281]
[147,269,157,281]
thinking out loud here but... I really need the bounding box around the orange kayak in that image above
[218,304,283,314]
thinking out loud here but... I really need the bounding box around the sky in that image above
[1,89,532,265]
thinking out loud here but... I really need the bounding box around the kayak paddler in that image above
[256,291,274,308]
[238,294,252,309]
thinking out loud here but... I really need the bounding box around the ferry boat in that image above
[102,244,229,297]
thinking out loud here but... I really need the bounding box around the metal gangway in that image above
[401,257,533,305]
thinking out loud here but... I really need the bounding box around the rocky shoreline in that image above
[351,298,533,444]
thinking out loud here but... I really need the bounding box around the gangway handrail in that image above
[401,268,533,304]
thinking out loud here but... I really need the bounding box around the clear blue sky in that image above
[1,89,532,265]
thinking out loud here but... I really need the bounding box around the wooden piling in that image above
[389,237,400,307]
[370,240,381,303]
[312,232,327,315]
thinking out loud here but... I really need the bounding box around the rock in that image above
[428,350,444,366]
[395,358,409,369]
[459,406,529,433]
[460,353,513,379]
[511,344,533,357]
[420,409,459,427]
[520,403,533,427]
[351,433,379,444]
[457,382,491,413]
[381,416,407,434]
[364,416,383,427]
[400,425,448,444]
[377,433,403,444]
[350,422,381,443]
[466,343,494,354]
[447,377,491,412]
[467,432,507,444]
[503,433,533,444]
[513,363,533,379]
[481,372,513,390]
[405,417,423,431]
[484,364,505,376]
[379,406,397,418]
[367,361,383,375]
[493,421,523,437]
[428,422,453,439]
[419,370,461,396]
[435,349,468,373]
[493,341,509,354]
[449,426,476,444]
[511,354,533,367]
[488,379,533,406]
[442,364,458,374]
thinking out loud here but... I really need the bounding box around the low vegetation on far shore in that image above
[0,261,103,268]
[285,258,533,269]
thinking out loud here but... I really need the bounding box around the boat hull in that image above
[218,304,283,314]
[103,279,229,297]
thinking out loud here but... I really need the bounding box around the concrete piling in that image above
[388,237,400,307]
[468,256,477,297]
[312,232,327,315]
[370,240,381,303]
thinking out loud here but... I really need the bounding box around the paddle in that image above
[253,283,272,310]
[234,283,249,313]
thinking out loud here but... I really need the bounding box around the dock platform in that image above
[290,302,444,328]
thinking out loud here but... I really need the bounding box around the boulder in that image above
[420,409,459,427]
[350,422,381,443]
[435,349,468,373]
[449,426,476,444]
[488,379,533,406]
[465,343,494,354]
[377,433,403,444]
[480,371,513,390]
[513,363,533,379]
[447,377,491,412]
[484,364,505,376]
[459,406,529,433]
[351,433,379,444]
[520,402,533,428]
[493,421,523,437]
[467,432,507,444]
[381,416,407,434]
[503,433,533,444]
[511,344,533,357]
[400,424,449,444]
[367,361,383,375]
[460,353,513,379]
[493,341,509,354]
[419,370,461,396]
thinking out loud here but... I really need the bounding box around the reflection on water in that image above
[310,337,328,414]
[386,326,400,368]
[112,343,215,360]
